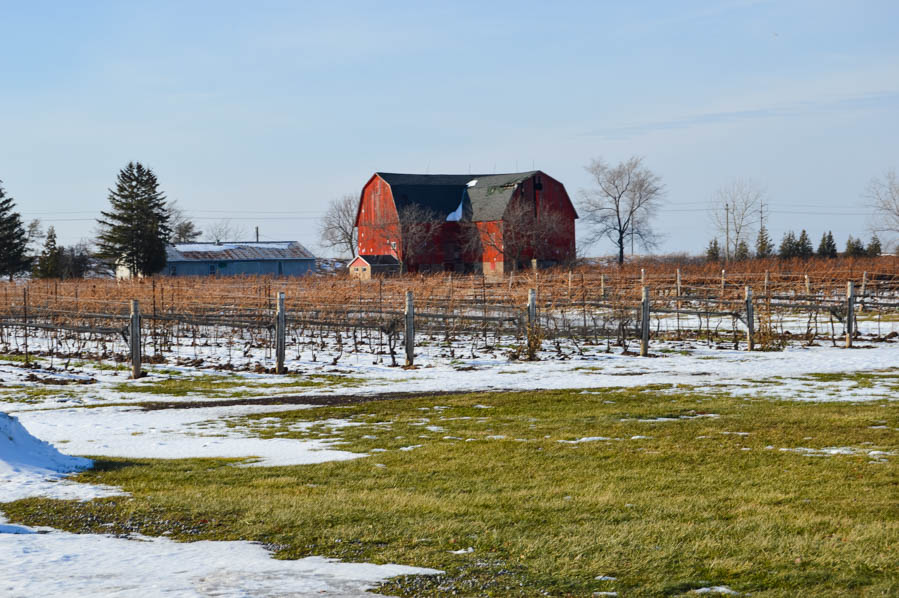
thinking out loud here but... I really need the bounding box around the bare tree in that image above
[867,169,899,247]
[461,196,568,271]
[396,204,441,272]
[319,194,358,258]
[709,179,763,262]
[204,219,246,243]
[579,156,664,265]
[168,200,202,243]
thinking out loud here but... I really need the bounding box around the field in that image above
[1,261,897,597]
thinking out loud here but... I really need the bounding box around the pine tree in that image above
[706,238,721,262]
[778,231,797,259]
[33,226,61,279]
[866,234,882,257]
[755,224,773,258]
[96,162,172,277]
[844,235,866,257]
[817,231,837,258]
[796,230,813,260]
[734,239,750,261]
[0,180,29,280]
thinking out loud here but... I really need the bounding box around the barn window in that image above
[362,267,367,272]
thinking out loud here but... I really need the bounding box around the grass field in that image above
[3,384,896,597]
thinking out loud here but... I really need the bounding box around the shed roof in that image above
[352,254,400,267]
[376,171,540,223]
[167,241,315,263]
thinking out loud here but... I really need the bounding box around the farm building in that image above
[347,254,400,280]
[163,241,316,277]
[354,171,576,276]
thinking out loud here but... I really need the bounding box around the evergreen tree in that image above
[172,220,202,243]
[844,235,866,257]
[96,162,172,277]
[755,224,773,258]
[778,231,797,259]
[734,239,751,261]
[0,180,29,280]
[817,231,837,258]
[866,234,882,257]
[706,238,721,262]
[33,226,61,279]
[796,230,813,260]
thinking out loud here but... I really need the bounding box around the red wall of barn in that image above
[356,175,400,259]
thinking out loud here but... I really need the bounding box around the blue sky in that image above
[1,0,897,256]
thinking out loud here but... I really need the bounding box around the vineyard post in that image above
[527,288,537,328]
[675,268,682,336]
[641,268,645,286]
[640,285,650,357]
[804,275,810,297]
[404,290,415,366]
[859,271,867,312]
[600,274,605,299]
[721,269,726,293]
[845,281,855,348]
[764,270,769,299]
[23,288,29,365]
[129,299,142,379]
[745,286,754,351]
[275,292,286,374]
[567,270,572,304]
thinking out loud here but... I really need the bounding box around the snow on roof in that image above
[167,241,315,262]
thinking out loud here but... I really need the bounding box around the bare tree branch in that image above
[708,178,764,261]
[867,169,899,249]
[318,194,359,258]
[578,156,664,265]
[204,219,246,243]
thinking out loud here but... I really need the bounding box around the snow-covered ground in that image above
[1,333,896,596]
[0,409,439,597]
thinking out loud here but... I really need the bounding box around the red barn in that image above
[355,171,576,275]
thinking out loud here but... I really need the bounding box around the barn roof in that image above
[352,254,400,266]
[167,241,315,262]
[375,171,540,223]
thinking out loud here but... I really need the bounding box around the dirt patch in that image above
[138,389,496,411]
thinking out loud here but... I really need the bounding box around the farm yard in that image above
[1,259,898,597]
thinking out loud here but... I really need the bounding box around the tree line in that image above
[0,162,207,281]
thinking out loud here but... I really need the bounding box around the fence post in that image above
[130,299,142,379]
[845,281,855,348]
[600,274,605,300]
[764,270,769,298]
[675,268,682,336]
[859,271,867,312]
[527,288,537,328]
[804,274,810,297]
[275,292,286,374]
[23,288,29,365]
[640,286,650,357]
[721,269,726,293]
[745,286,754,351]
[404,290,415,366]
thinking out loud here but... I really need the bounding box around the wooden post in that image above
[721,269,726,293]
[567,270,572,304]
[23,288,29,365]
[275,292,286,374]
[640,286,650,357]
[404,290,415,366]
[845,282,855,348]
[745,286,754,351]
[859,271,867,312]
[130,299,142,379]
[675,269,682,337]
[764,270,769,298]
[600,274,605,300]
[527,288,537,328]
[804,274,810,297]
[640,268,645,286]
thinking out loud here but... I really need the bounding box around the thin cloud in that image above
[585,91,899,139]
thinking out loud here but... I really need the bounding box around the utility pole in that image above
[725,203,730,263]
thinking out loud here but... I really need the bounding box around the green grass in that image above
[0,353,43,363]
[3,387,897,597]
